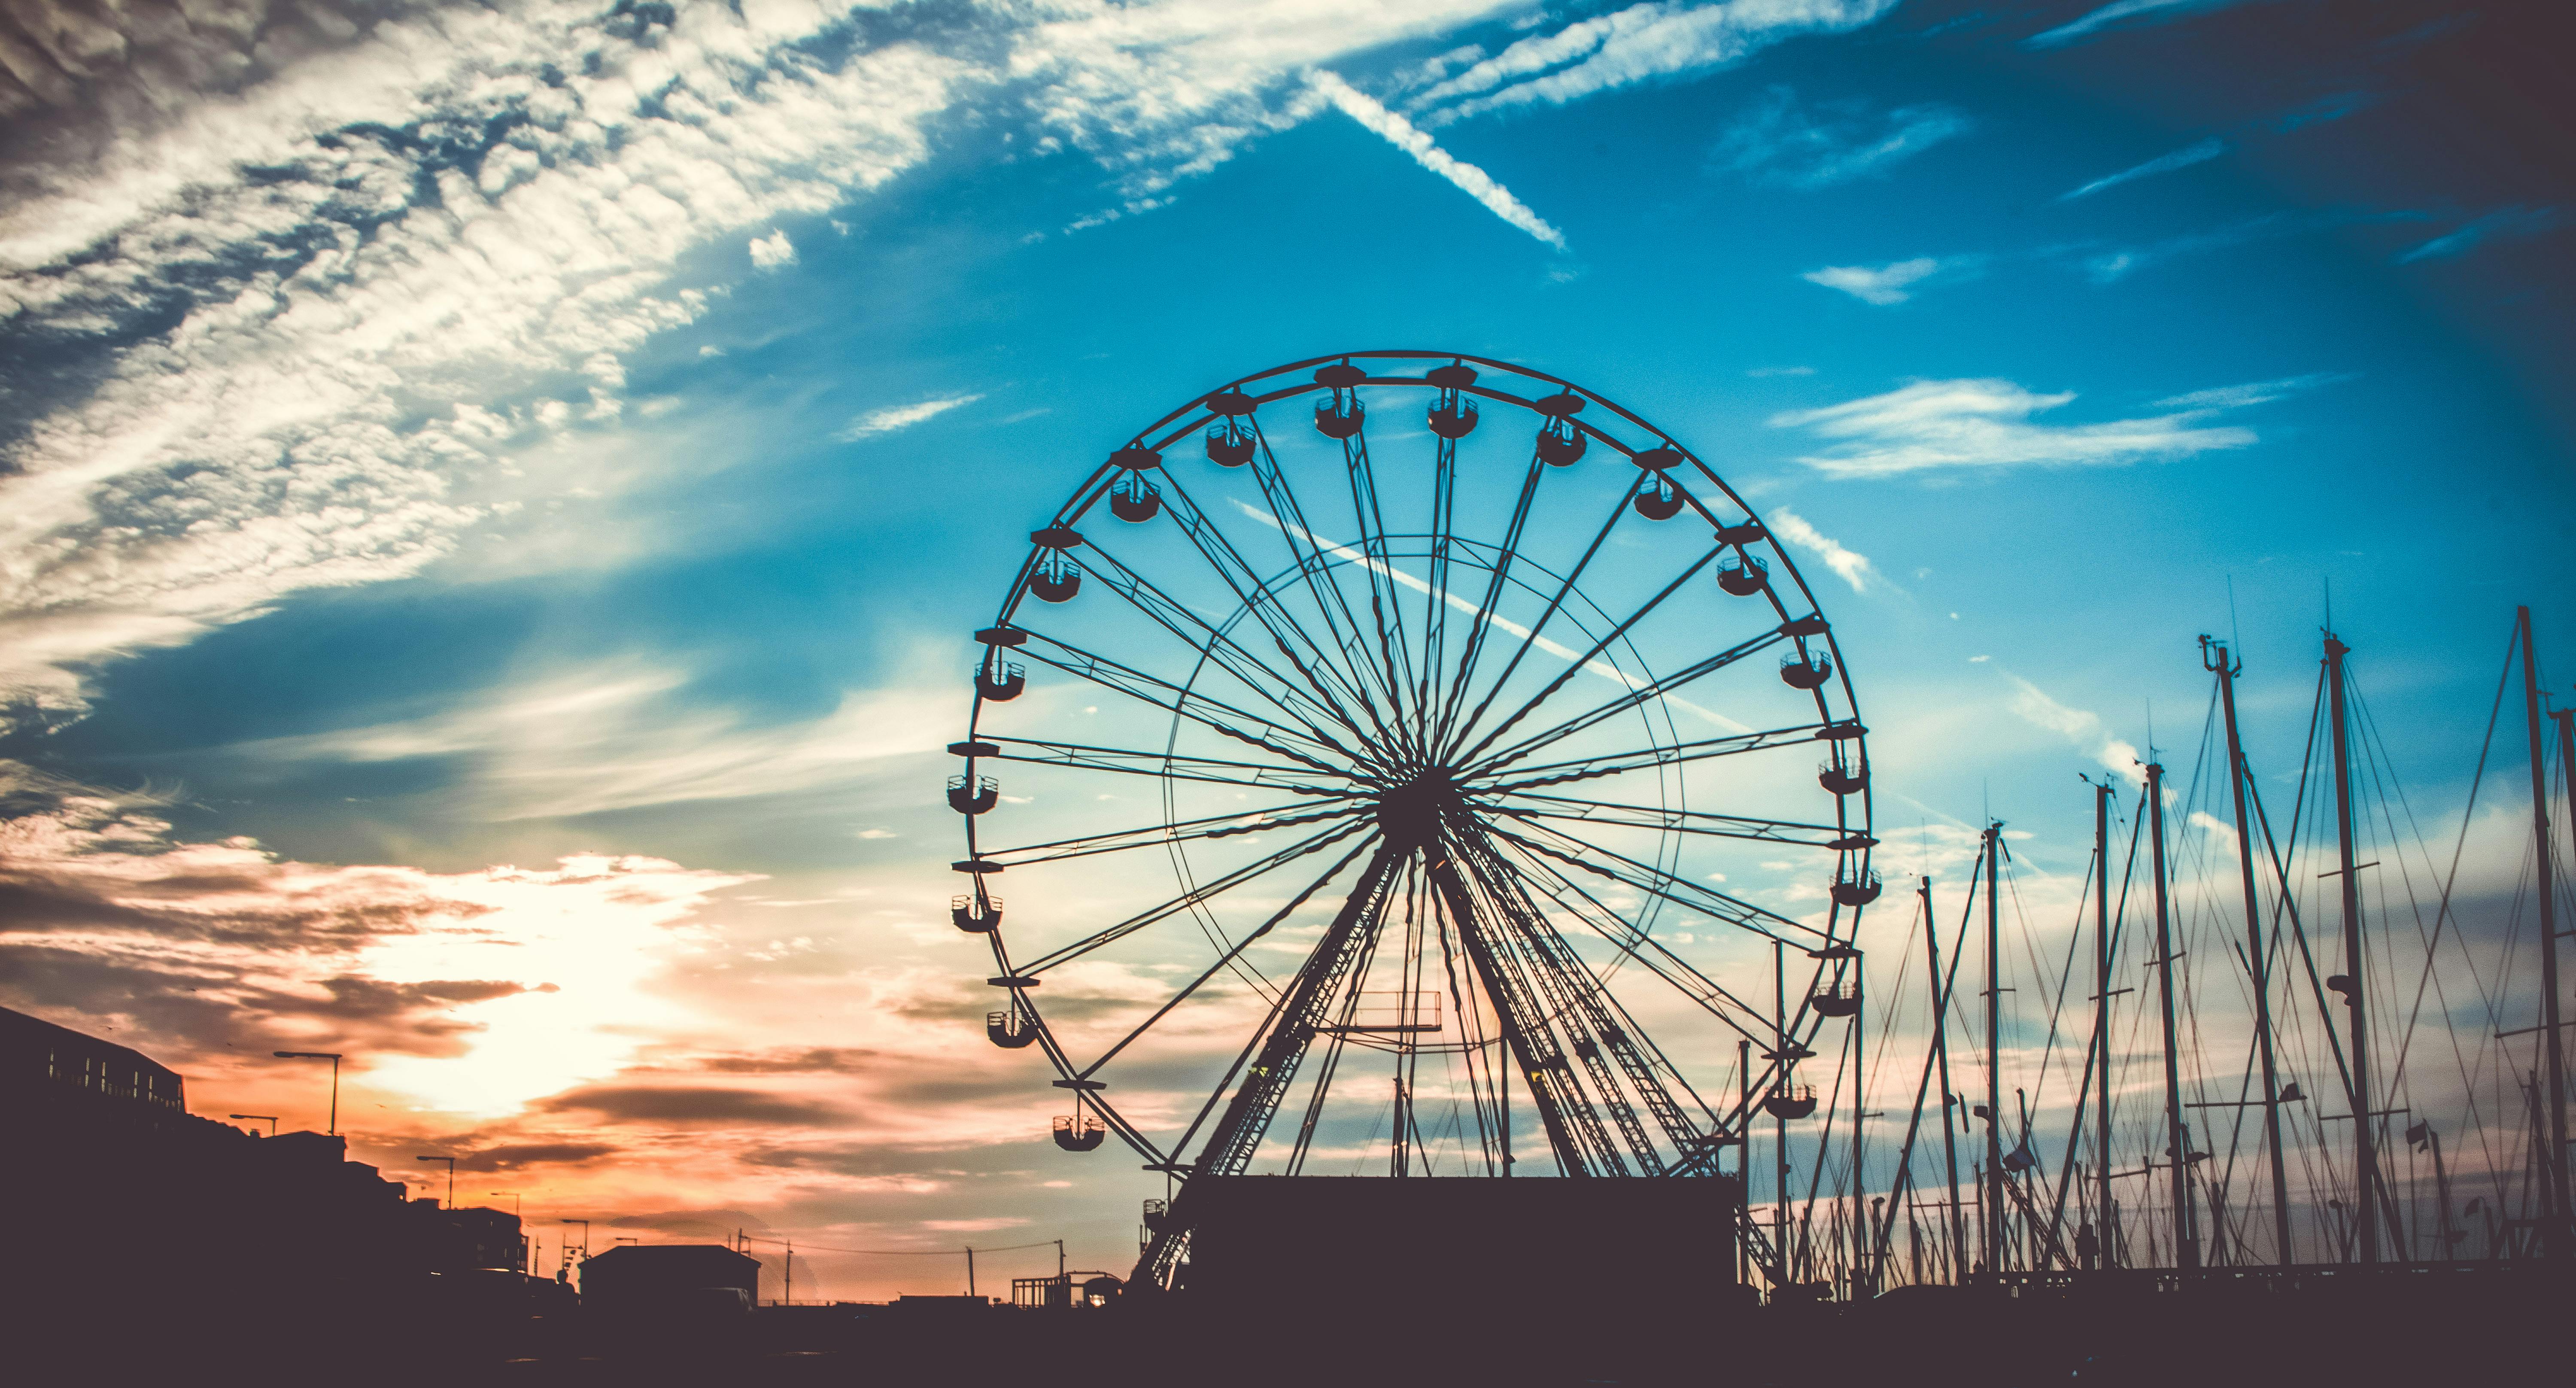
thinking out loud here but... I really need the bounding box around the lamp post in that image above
[271,1051,344,1134]
[561,1219,590,1258]
[228,1114,278,1136]
[489,1191,522,1217]
[415,1155,456,1209]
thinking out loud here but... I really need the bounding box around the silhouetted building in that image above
[0,1005,555,1372]
[0,1003,188,1126]
[421,1200,529,1273]
[580,1244,759,1331]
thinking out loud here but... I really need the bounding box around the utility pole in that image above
[1738,1036,1751,1287]
[2324,630,2379,1264]
[414,1154,456,1210]
[1982,823,2005,1275]
[1850,954,1869,1294]
[2091,782,2117,1269]
[2205,636,2295,1264]
[2518,607,2570,1248]
[1922,875,1965,1283]
[2145,759,2198,1270]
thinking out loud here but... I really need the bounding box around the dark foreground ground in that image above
[25,1261,2569,1388]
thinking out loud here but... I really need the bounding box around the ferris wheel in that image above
[945,351,1875,1287]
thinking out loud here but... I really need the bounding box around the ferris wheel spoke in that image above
[981,802,1369,868]
[1073,835,1381,1081]
[1072,538,1370,751]
[1449,837,1699,1166]
[1479,818,1817,940]
[1015,632,1355,772]
[1151,473,1403,750]
[1430,453,1549,755]
[1465,626,1786,780]
[1480,829,1775,1042]
[1240,419,1410,738]
[1417,422,1462,754]
[1485,794,1853,849]
[1014,817,1375,978]
[1336,428,1421,743]
[976,736,1358,797]
[1481,722,1829,795]
[1438,487,1630,765]
[1450,546,1722,771]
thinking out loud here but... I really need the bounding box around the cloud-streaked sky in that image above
[1,0,2568,1297]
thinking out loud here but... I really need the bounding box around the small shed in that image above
[579,1244,760,1314]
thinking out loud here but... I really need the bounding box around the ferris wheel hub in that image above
[1376,767,1462,848]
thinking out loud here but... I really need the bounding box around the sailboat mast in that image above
[1922,875,1966,1283]
[2516,606,2569,1241]
[1774,938,1791,1285]
[1983,822,2006,1273]
[2093,781,2116,1267]
[2324,630,2378,1263]
[2146,758,2198,1269]
[2206,636,2295,1263]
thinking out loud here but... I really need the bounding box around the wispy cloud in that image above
[1308,71,1567,250]
[2276,91,2376,131]
[2155,372,2351,409]
[1710,87,1970,190]
[1409,0,1899,126]
[1765,506,1882,594]
[1771,378,2257,479]
[2025,0,2260,49]
[2059,137,2227,201]
[2004,677,2145,784]
[233,659,954,822]
[2395,206,2561,264]
[1801,256,1945,305]
[834,394,984,443]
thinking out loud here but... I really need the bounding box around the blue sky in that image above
[1,0,2568,1294]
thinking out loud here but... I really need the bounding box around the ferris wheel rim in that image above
[949,350,1877,1190]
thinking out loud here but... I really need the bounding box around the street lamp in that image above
[415,1154,456,1209]
[489,1191,522,1217]
[271,1051,344,1134]
[228,1114,278,1136]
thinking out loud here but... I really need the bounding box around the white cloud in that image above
[1307,71,1567,250]
[0,0,1546,728]
[231,659,955,822]
[0,3,967,726]
[2004,676,2145,785]
[1409,0,1899,126]
[748,230,799,270]
[1801,256,1941,305]
[1710,87,1970,189]
[834,394,985,443]
[0,760,752,1117]
[1770,378,2259,479]
[2025,0,2258,49]
[2154,373,2351,410]
[1747,366,1815,377]
[1765,505,1881,594]
[2395,206,2562,265]
[2059,137,2227,201]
